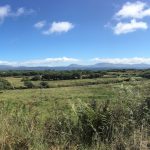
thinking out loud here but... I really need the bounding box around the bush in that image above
[31,75,41,81]
[24,81,35,88]
[39,81,49,88]
[0,78,13,90]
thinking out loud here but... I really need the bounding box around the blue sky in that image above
[0,0,150,66]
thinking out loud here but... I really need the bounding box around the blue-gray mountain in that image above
[0,63,150,70]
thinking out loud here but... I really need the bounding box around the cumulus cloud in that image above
[34,20,46,29]
[0,5,34,23]
[42,21,74,35]
[116,1,150,19]
[109,1,150,35]
[0,57,79,67]
[114,19,148,34]
[92,57,150,65]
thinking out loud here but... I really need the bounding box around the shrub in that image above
[0,78,13,90]
[24,81,35,88]
[134,97,150,126]
[31,75,41,81]
[39,81,49,88]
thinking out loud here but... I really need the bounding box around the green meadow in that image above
[0,71,150,149]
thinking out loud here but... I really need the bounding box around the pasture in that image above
[0,71,150,149]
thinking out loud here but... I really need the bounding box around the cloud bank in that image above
[92,57,150,65]
[0,57,79,67]
[1,57,150,67]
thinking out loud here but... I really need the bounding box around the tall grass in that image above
[0,83,150,149]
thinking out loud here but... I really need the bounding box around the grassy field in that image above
[0,76,150,149]
[4,76,143,88]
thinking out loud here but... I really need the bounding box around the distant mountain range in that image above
[0,63,150,70]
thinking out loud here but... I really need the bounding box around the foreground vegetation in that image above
[0,69,150,149]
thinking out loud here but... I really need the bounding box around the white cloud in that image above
[0,57,79,67]
[16,8,25,16]
[13,7,34,16]
[34,20,46,29]
[0,5,11,22]
[114,19,148,34]
[110,1,150,34]
[0,5,34,23]
[22,57,79,66]
[0,60,16,66]
[116,1,150,19]
[92,57,150,64]
[42,21,74,35]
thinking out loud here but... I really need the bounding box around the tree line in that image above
[0,70,106,80]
